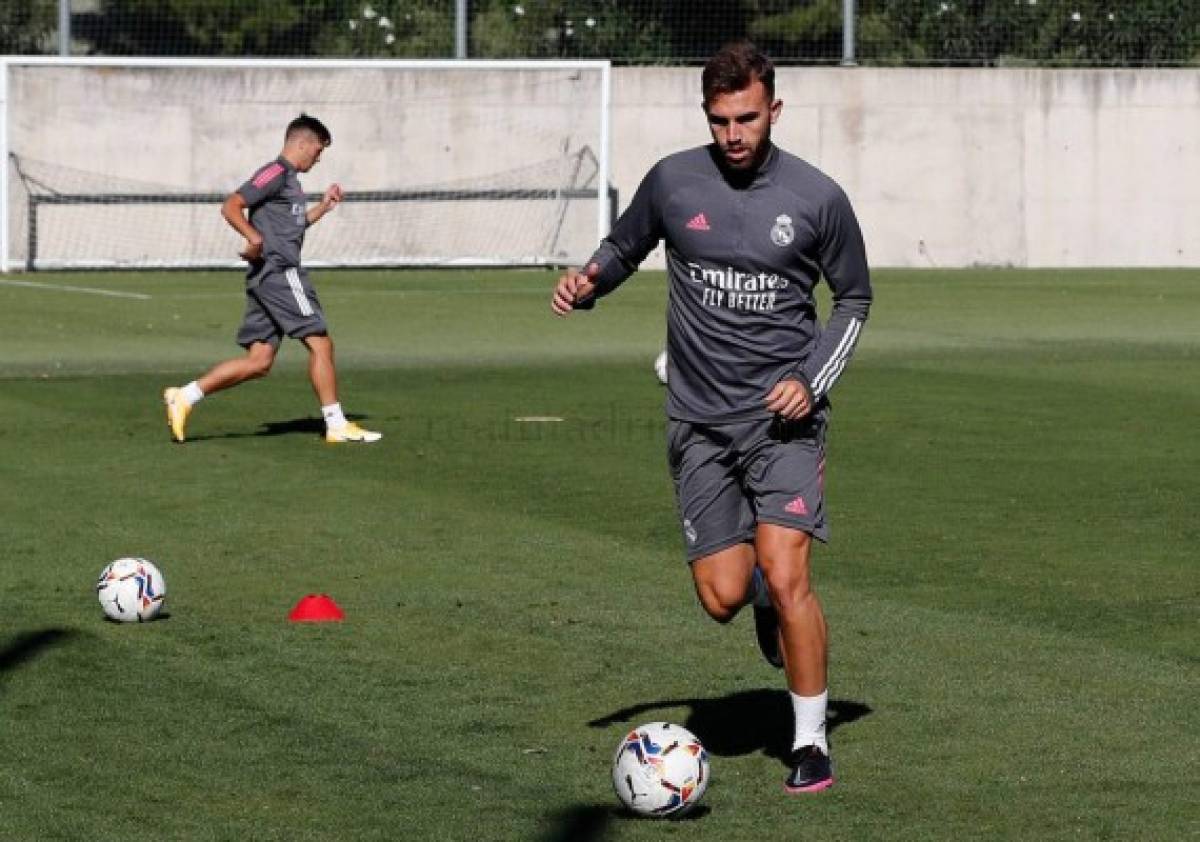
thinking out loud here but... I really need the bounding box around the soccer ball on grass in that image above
[611,722,709,818]
[96,557,167,622]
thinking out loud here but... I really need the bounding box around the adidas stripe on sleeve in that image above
[237,160,287,207]
[798,185,872,401]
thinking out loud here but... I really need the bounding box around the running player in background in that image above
[551,42,871,792]
[163,114,380,444]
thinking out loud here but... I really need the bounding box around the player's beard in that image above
[723,146,753,169]
[722,135,769,172]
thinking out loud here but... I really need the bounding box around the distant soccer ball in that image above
[96,558,166,623]
[653,350,669,385]
[611,722,709,818]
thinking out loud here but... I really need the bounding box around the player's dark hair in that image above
[702,41,775,106]
[286,113,332,146]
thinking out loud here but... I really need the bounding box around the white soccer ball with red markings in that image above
[96,558,167,622]
[611,722,709,818]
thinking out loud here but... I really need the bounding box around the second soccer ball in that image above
[96,557,167,623]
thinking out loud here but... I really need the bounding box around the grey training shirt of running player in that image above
[584,143,872,424]
[236,156,309,288]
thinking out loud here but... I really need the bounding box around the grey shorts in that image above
[236,267,328,348]
[667,411,829,563]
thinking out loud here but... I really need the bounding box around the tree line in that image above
[4,0,1198,65]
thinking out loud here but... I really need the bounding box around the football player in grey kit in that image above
[163,114,380,444]
[552,42,871,792]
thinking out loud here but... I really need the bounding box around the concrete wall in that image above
[6,63,1199,268]
[4,64,606,267]
[614,67,1200,269]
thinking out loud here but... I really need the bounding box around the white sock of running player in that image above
[748,566,773,608]
[181,381,205,406]
[791,689,829,752]
[322,402,348,430]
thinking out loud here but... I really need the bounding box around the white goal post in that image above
[0,57,612,272]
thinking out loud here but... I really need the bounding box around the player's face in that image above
[704,79,781,171]
[295,137,327,173]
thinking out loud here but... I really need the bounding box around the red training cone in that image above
[287,593,345,622]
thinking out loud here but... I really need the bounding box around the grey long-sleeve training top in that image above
[236,156,309,288]
[584,143,873,424]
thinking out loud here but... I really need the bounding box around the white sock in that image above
[748,566,772,608]
[181,381,205,406]
[791,689,829,752]
[322,402,348,430]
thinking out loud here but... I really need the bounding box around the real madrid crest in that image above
[770,214,794,247]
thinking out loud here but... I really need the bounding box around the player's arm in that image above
[221,192,264,262]
[551,165,664,316]
[306,183,343,227]
[767,186,871,420]
[798,185,872,404]
[226,161,286,263]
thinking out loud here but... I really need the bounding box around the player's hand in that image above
[320,183,344,212]
[765,377,813,420]
[550,262,600,316]
[238,236,264,263]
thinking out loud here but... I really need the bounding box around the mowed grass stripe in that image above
[0,268,670,377]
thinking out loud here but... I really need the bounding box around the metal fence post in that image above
[455,0,468,59]
[842,0,857,66]
[59,0,71,56]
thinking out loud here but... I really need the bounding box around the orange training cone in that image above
[288,593,345,622]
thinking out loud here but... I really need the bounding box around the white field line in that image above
[0,279,151,300]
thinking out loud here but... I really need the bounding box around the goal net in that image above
[1,59,611,271]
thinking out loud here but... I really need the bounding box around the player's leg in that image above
[745,413,834,792]
[756,523,833,792]
[297,332,376,442]
[668,420,764,627]
[196,341,278,394]
[273,269,380,444]
[162,290,281,442]
[302,332,337,407]
[757,525,826,692]
[688,541,780,667]
[690,543,756,623]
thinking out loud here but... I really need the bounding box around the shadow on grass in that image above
[537,805,611,842]
[589,690,872,763]
[0,628,80,691]
[102,611,172,624]
[187,414,370,441]
[538,801,712,842]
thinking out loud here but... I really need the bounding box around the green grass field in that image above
[1,268,1197,841]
